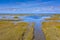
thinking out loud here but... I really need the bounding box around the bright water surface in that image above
[0,15,51,40]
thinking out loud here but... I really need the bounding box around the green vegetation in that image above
[45,14,60,20]
[42,15,60,40]
[0,21,34,40]
[24,23,34,40]
[42,21,60,40]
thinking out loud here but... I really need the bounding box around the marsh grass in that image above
[23,23,35,40]
[0,21,34,40]
[42,21,60,40]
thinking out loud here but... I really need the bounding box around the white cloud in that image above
[0,1,60,13]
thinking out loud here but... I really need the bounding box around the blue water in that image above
[23,16,50,40]
[0,15,51,40]
[25,16,40,19]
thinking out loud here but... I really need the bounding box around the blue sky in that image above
[0,0,60,14]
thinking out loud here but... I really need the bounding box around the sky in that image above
[0,0,60,14]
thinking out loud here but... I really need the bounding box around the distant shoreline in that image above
[0,13,60,15]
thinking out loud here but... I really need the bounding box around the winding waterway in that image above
[0,15,51,40]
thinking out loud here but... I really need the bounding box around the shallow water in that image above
[23,16,49,40]
[0,15,51,40]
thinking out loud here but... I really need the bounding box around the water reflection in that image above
[0,15,51,40]
[25,16,40,19]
